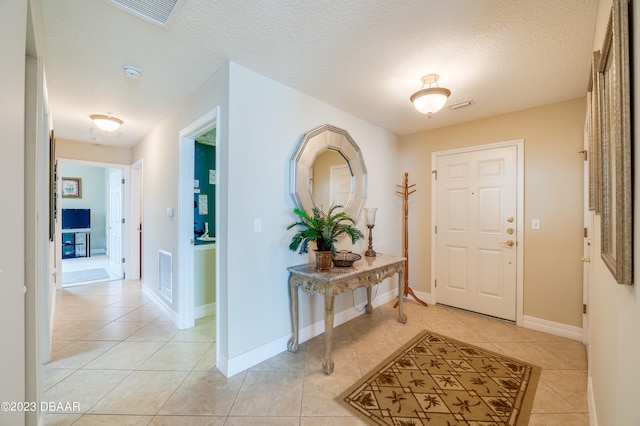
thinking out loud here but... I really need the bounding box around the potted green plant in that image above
[287,205,364,270]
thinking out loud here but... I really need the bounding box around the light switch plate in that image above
[531,219,540,230]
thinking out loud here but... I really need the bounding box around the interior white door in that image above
[435,145,518,320]
[109,169,125,277]
[330,164,352,207]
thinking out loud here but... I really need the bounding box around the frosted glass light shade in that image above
[410,87,451,116]
[91,114,123,132]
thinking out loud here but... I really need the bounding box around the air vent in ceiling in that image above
[106,0,185,28]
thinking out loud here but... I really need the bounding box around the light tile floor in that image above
[61,255,123,287]
[43,279,589,425]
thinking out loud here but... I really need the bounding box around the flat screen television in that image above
[62,208,90,230]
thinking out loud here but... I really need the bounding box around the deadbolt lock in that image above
[507,216,515,223]
[507,228,515,234]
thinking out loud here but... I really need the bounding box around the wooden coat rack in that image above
[395,172,428,307]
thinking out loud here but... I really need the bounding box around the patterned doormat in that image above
[336,330,541,426]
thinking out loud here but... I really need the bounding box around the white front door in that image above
[109,169,125,277]
[434,144,518,321]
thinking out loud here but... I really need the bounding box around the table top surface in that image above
[288,253,405,281]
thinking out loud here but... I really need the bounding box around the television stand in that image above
[62,229,91,259]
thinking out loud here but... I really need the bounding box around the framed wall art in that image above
[61,177,82,199]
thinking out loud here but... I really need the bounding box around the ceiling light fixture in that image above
[90,114,123,132]
[410,74,451,117]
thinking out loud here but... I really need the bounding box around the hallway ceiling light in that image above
[90,114,123,132]
[410,74,451,117]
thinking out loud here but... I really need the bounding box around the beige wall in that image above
[399,98,586,327]
[1,2,28,423]
[56,138,132,165]
[587,0,640,424]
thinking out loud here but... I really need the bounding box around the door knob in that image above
[500,240,515,247]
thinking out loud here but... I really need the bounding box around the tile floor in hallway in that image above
[61,255,123,285]
[43,279,589,425]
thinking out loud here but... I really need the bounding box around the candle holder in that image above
[364,208,377,257]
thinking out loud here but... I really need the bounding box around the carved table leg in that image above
[322,288,336,375]
[365,286,373,314]
[287,276,299,352]
[397,270,407,324]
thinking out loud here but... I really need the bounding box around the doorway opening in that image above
[193,129,217,318]
[177,107,220,332]
[56,160,130,288]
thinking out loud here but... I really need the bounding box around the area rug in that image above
[336,330,541,426]
[62,268,110,285]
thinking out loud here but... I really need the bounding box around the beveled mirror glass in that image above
[290,124,367,220]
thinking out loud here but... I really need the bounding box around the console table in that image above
[287,254,406,375]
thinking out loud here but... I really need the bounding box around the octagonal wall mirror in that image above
[290,124,367,221]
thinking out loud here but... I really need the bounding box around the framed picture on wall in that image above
[590,0,633,285]
[61,177,82,198]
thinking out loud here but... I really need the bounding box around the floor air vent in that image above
[106,0,185,28]
[158,250,172,302]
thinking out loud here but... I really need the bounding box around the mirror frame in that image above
[597,0,633,285]
[290,124,367,221]
[588,0,634,285]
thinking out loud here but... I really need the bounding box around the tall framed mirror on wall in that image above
[589,0,633,285]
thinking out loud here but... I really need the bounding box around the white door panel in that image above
[435,145,517,321]
[330,164,351,207]
[109,170,125,278]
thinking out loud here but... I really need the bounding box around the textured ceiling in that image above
[41,0,599,148]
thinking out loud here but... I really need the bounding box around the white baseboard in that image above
[294,287,399,344]
[218,287,401,377]
[195,302,215,319]
[142,284,180,325]
[411,290,432,305]
[521,315,583,341]
[588,375,597,426]
[219,334,290,377]
[152,286,428,378]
